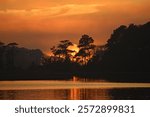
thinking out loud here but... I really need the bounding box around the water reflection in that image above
[71,76,106,82]
[0,89,108,100]
[0,76,150,100]
[69,77,109,100]
[1,88,150,100]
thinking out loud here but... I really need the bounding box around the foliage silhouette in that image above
[90,22,150,73]
[51,40,74,61]
[75,34,96,65]
[0,21,150,81]
[0,42,5,69]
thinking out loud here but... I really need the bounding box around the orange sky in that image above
[0,0,150,54]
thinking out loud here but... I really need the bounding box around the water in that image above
[0,76,150,100]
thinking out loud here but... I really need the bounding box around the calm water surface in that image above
[0,76,150,100]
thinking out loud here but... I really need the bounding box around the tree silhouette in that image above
[6,42,18,69]
[0,42,5,69]
[7,42,18,47]
[106,25,127,49]
[76,35,95,65]
[97,22,150,72]
[0,42,5,47]
[51,40,74,61]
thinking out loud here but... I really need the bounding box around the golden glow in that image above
[67,44,79,56]
[0,0,150,52]
[44,51,53,57]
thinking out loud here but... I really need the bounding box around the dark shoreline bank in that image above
[0,70,150,83]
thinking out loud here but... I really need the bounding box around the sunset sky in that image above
[0,0,150,54]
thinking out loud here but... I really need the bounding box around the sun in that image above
[68,44,79,56]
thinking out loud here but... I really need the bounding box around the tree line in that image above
[0,42,18,70]
[1,21,150,75]
[42,21,150,74]
[0,42,43,70]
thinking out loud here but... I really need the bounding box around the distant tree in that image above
[76,35,95,65]
[7,42,18,47]
[6,42,18,69]
[89,45,106,64]
[0,41,5,69]
[0,42,5,47]
[51,40,74,61]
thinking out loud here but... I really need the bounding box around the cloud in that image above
[55,4,104,16]
[0,0,150,53]
[0,4,104,17]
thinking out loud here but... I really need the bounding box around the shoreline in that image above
[0,70,150,83]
